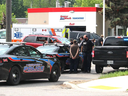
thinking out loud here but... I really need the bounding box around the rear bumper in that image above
[0,65,9,80]
[92,60,128,67]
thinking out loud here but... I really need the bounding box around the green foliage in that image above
[105,0,128,28]
[99,70,128,79]
[12,0,27,18]
[73,0,103,7]
[0,4,6,24]
[25,11,28,18]
[0,4,17,28]
[23,0,56,8]
[0,0,6,4]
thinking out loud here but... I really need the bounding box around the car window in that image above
[48,38,53,43]
[58,47,69,53]
[23,36,35,42]
[89,33,94,39]
[26,46,41,58]
[70,32,78,39]
[92,33,100,39]
[57,38,70,44]
[78,33,88,38]
[10,47,29,56]
[36,37,47,42]
[104,37,128,46]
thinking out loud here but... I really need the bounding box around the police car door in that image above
[9,46,39,79]
[24,46,48,78]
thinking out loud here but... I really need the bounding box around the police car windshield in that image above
[57,38,70,44]
[0,45,10,55]
[37,46,57,53]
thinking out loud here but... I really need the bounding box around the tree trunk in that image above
[114,26,116,36]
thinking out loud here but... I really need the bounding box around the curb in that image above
[63,82,81,90]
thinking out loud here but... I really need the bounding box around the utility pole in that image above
[6,0,12,42]
[103,0,105,39]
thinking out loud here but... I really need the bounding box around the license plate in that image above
[107,60,113,64]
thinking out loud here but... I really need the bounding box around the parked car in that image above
[92,36,128,73]
[69,31,100,43]
[36,43,84,72]
[0,42,61,85]
[22,34,70,48]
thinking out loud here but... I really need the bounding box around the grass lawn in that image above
[99,70,128,79]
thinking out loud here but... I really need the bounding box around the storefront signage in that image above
[69,23,75,25]
[72,17,84,19]
[60,15,71,20]
[60,14,85,22]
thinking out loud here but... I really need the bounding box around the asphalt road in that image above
[0,64,128,96]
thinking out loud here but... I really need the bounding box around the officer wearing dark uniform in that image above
[80,35,94,73]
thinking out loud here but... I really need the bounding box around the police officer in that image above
[80,35,94,73]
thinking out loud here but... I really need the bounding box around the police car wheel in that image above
[49,65,60,82]
[7,66,21,85]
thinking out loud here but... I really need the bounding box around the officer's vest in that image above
[62,28,70,39]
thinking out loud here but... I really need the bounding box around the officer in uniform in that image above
[80,35,94,73]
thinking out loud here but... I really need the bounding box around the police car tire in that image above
[95,65,103,73]
[49,65,60,82]
[7,66,21,85]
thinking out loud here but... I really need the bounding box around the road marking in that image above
[89,85,121,90]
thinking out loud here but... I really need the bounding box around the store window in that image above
[118,29,126,36]
[108,28,112,36]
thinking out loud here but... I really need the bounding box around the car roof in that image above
[28,34,62,38]
[37,43,69,47]
[70,31,91,33]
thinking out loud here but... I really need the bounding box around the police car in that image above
[0,42,61,85]
[37,43,84,72]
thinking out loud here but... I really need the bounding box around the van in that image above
[69,31,100,42]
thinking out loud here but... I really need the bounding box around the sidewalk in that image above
[63,76,128,91]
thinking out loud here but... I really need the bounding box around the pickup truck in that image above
[92,36,128,73]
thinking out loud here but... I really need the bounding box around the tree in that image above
[0,0,5,4]
[12,0,28,18]
[23,0,56,8]
[104,0,128,36]
[73,0,103,7]
[0,4,17,29]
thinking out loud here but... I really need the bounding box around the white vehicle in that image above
[0,24,63,42]
[0,24,88,42]
[0,29,6,42]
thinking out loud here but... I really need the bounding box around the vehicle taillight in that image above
[126,51,128,58]
[92,50,94,58]
[0,59,2,63]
